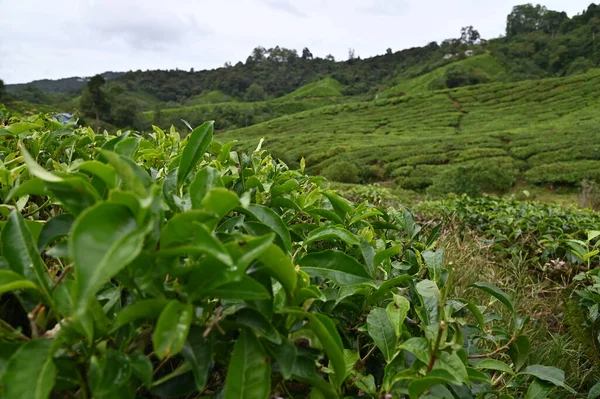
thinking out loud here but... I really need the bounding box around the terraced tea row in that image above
[219,69,600,191]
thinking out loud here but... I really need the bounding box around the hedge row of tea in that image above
[0,113,578,398]
[220,69,600,193]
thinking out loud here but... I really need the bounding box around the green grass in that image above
[217,69,600,190]
[279,77,344,100]
[380,54,508,97]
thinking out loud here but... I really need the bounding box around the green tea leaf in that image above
[5,178,48,201]
[305,225,360,246]
[206,275,271,300]
[76,160,117,188]
[520,365,576,394]
[283,309,345,390]
[0,270,40,296]
[71,203,146,313]
[111,298,169,332]
[1,339,56,399]
[508,335,530,371]
[37,213,74,252]
[269,343,297,380]
[257,244,298,297]
[130,353,153,389]
[386,294,410,338]
[229,308,282,344]
[299,250,374,287]
[88,350,131,398]
[178,121,214,185]
[182,327,213,392]
[225,329,271,399]
[408,369,455,399]
[399,337,430,364]
[470,282,515,313]
[246,204,292,253]
[154,300,194,360]
[190,166,223,208]
[474,359,515,376]
[202,188,239,220]
[525,379,553,399]
[1,210,52,299]
[367,307,397,362]
[100,150,150,197]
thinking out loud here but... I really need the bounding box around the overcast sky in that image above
[0,0,594,84]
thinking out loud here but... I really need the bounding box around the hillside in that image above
[218,69,600,193]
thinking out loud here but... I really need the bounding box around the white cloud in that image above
[0,0,594,83]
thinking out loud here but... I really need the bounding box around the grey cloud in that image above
[262,0,308,18]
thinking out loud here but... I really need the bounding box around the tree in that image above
[325,54,335,62]
[506,4,548,36]
[460,26,480,45]
[0,79,6,102]
[223,62,232,68]
[348,48,356,60]
[302,47,313,60]
[245,83,266,102]
[386,48,393,55]
[251,46,267,62]
[80,74,109,131]
[110,96,139,128]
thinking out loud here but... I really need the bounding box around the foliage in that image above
[443,64,490,89]
[427,159,517,197]
[320,161,361,183]
[244,83,267,102]
[440,195,600,269]
[0,115,571,398]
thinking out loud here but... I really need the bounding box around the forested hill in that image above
[5,2,600,105]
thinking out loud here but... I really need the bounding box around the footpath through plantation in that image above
[0,110,598,398]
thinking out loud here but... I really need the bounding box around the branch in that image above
[52,264,73,291]
[360,345,378,364]
[427,321,446,373]
[467,335,518,359]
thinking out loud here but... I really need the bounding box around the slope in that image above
[218,69,600,190]
[381,54,508,97]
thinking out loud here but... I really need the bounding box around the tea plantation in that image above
[1,112,598,397]
[219,69,600,193]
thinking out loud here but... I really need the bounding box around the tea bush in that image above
[0,114,574,398]
[321,161,361,183]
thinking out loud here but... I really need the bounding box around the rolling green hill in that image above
[280,78,344,100]
[380,53,509,97]
[218,69,600,193]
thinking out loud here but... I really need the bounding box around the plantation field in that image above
[0,113,598,397]
[219,69,600,192]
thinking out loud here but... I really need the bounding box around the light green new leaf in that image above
[202,188,239,220]
[190,166,223,208]
[367,307,397,362]
[386,294,410,338]
[0,270,40,296]
[71,203,146,313]
[1,210,52,299]
[111,299,169,332]
[474,359,515,376]
[177,121,214,186]
[470,282,515,313]
[1,339,56,399]
[20,142,63,182]
[520,365,576,394]
[299,250,375,287]
[154,300,194,360]
[257,244,297,297]
[225,329,271,399]
[77,160,117,188]
[100,150,150,197]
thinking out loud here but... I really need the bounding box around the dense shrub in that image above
[444,65,491,88]
[321,161,361,183]
[428,160,517,197]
